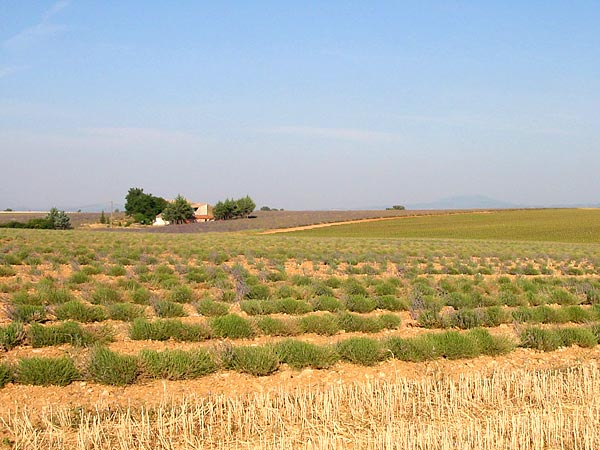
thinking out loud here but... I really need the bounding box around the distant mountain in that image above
[407,195,519,210]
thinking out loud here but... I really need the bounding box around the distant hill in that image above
[407,195,519,210]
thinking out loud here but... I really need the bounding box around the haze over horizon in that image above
[1,1,598,211]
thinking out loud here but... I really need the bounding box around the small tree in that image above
[236,195,256,218]
[99,210,106,224]
[161,195,195,225]
[125,187,168,224]
[214,196,256,220]
[386,205,406,211]
[46,208,71,230]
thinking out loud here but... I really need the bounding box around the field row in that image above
[2,325,599,389]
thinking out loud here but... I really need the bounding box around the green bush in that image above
[557,327,597,348]
[195,299,229,316]
[39,287,74,305]
[337,338,383,366]
[520,327,562,351]
[107,265,127,276]
[430,331,480,359]
[386,336,438,362]
[211,314,254,339]
[0,323,26,350]
[375,295,408,311]
[153,300,186,318]
[0,265,16,277]
[90,285,121,304]
[0,362,12,388]
[275,339,338,369]
[468,328,515,356]
[130,287,151,304]
[54,301,107,322]
[16,357,79,386]
[223,345,279,376]
[245,284,270,300]
[240,299,270,315]
[170,285,194,303]
[9,304,46,323]
[29,322,112,347]
[378,313,402,330]
[108,303,146,321]
[273,298,312,315]
[69,271,90,284]
[337,312,383,333]
[343,279,368,297]
[140,348,217,380]
[88,347,138,385]
[374,282,397,296]
[345,295,376,313]
[298,313,340,336]
[129,318,211,341]
[311,296,344,312]
[256,316,299,336]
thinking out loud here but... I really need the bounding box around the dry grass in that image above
[4,362,600,449]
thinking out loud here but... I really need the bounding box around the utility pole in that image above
[110,200,113,228]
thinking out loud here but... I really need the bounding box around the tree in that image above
[236,195,256,217]
[260,206,271,211]
[386,205,406,211]
[213,196,256,220]
[99,210,106,224]
[124,187,168,224]
[161,195,195,224]
[46,208,71,229]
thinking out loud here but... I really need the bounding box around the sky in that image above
[1,1,599,211]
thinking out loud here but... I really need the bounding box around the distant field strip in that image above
[289,209,600,243]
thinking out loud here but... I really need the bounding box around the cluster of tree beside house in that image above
[124,188,255,226]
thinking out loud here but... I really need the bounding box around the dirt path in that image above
[260,216,409,234]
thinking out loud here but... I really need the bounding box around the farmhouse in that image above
[152,201,214,226]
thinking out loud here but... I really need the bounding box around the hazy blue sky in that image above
[1,1,599,210]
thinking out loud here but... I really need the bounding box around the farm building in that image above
[152,202,214,226]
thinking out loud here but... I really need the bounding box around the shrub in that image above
[240,300,269,316]
[69,271,90,284]
[337,312,383,333]
[374,282,397,296]
[430,331,480,359]
[298,314,340,336]
[153,300,186,318]
[0,266,16,277]
[9,304,46,323]
[130,287,151,304]
[108,303,146,321]
[0,323,26,350]
[378,313,402,330]
[468,328,514,356]
[290,275,311,286]
[223,345,279,376]
[273,298,312,315]
[520,327,562,352]
[54,301,107,322]
[557,327,597,348]
[0,362,12,388]
[90,285,121,305]
[107,265,127,276]
[345,295,376,313]
[211,314,254,339]
[343,279,368,296]
[337,338,383,366]
[311,283,334,297]
[29,322,111,347]
[324,277,341,289]
[140,349,217,380]
[311,296,344,312]
[256,316,299,336]
[563,306,592,323]
[448,309,484,329]
[386,336,438,362]
[275,340,338,369]
[195,299,229,317]
[16,357,79,386]
[88,347,138,385]
[39,287,74,305]
[129,318,211,341]
[375,295,408,311]
[548,289,580,306]
[170,285,194,303]
[245,284,270,300]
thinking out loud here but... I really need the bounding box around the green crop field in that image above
[289,208,600,243]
